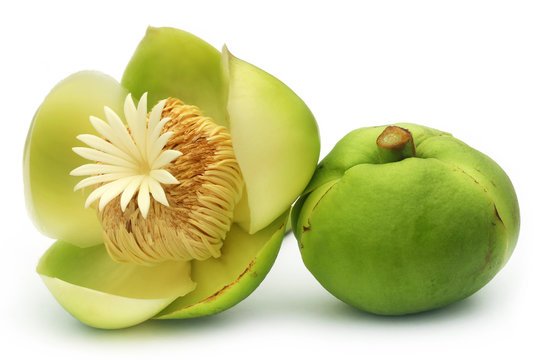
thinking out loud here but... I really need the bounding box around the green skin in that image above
[292,123,519,315]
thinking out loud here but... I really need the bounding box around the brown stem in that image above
[376,125,416,163]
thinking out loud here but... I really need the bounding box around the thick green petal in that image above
[24,71,127,247]
[223,48,320,234]
[122,27,319,233]
[157,212,288,319]
[37,241,195,329]
[121,27,227,126]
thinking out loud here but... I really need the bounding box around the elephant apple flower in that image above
[24,27,320,329]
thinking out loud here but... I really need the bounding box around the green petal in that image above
[37,241,195,329]
[157,212,288,319]
[24,71,127,247]
[121,27,227,126]
[223,48,320,234]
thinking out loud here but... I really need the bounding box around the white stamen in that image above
[71,93,181,218]
[137,178,150,218]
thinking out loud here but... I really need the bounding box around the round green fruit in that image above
[292,123,519,315]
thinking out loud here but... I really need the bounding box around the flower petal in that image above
[74,173,133,191]
[152,149,181,170]
[72,147,136,168]
[122,27,227,127]
[136,92,148,129]
[124,94,143,146]
[98,177,135,211]
[157,212,287,319]
[89,116,121,147]
[150,169,179,184]
[76,134,132,162]
[84,182,117,208]
[23,71,127,247]
[70,164,131,176]
[148,99,167,133]
[37,241,195,329]
[147,131,174,164]
[223,48,320,234]
[120,175,144,211]
[147,177,169,207]
[137,178,150,218]
[148,116,171,146]
[103,106,140,160]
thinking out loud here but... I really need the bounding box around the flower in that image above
[24,27,320,329]
[70,93,181,218]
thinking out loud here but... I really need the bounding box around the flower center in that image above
[71,94,243,265]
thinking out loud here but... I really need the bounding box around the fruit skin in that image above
[292,123,519,315]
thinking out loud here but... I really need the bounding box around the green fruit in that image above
[292,123,519,315]
[24,27,319,329]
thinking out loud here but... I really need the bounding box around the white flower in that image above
[70,93,181,218]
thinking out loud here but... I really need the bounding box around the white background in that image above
[1,0,537,358]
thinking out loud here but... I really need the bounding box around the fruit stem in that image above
[376,126,416,163]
